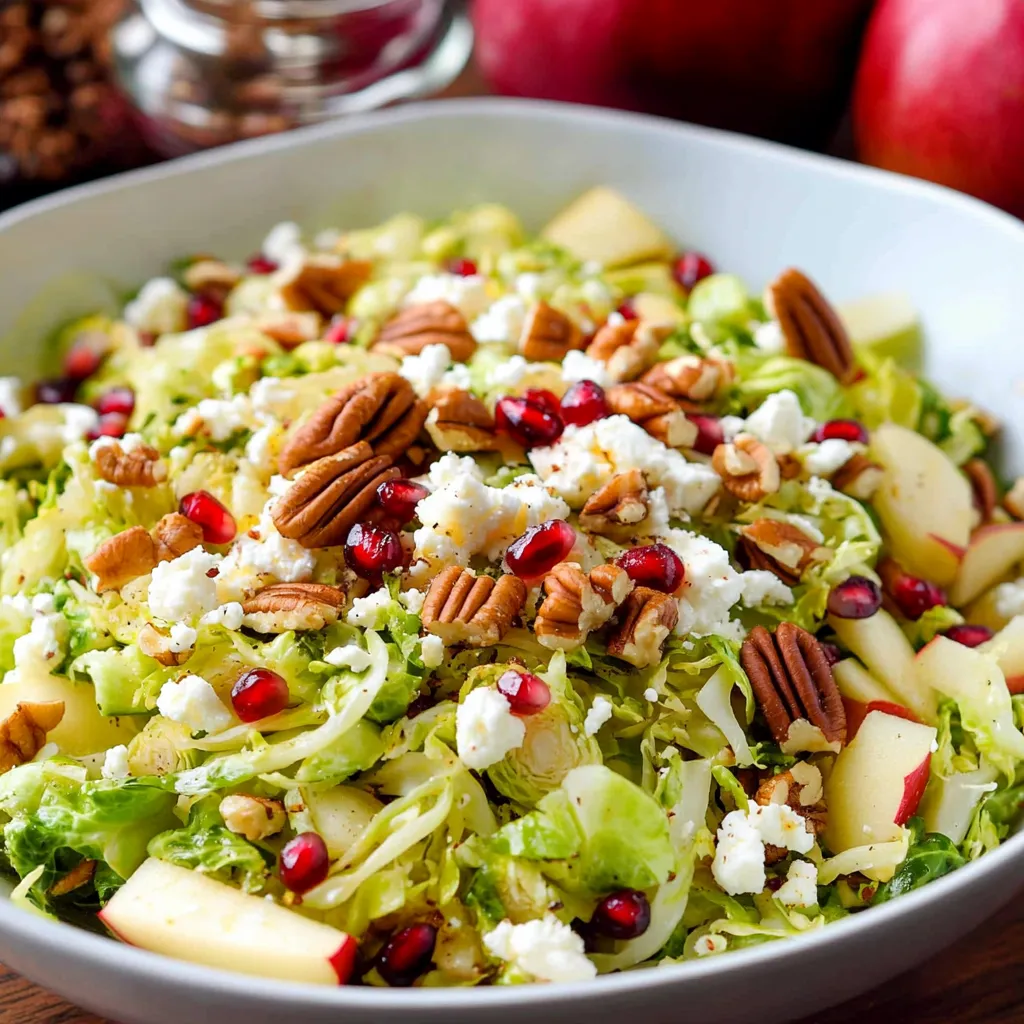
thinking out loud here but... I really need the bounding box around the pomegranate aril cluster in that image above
[187,293,224,330]
[495,394,564,448]
[813,419,869,444]
[590,889,651,939]
[376,478,428,524]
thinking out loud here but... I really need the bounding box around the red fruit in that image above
[843,697,922,740]
[615,300,638,321]
[943,624,994,649]
[523,388,562,418]
[688,414,724,456]
[376,478,429,524]
[279,833,330,895]
[95,387,135,417]
[63,337,105,380]
[86,412,128,440]
[591,890,651,940]
[495,395,564,448]
[819,640,842,667]
[889,574,946,621]
[497,668,551,715]
[827,576,882,619]
[813,419,868,444]
[560,380,609,427]
[324,316,355,344]
[179,490,237,545]
[617,543,685,594]
[895,753,932,826]
[504,519,576,578]
[187,293,224,329]
[231,667,290,723]
[376,923,437,987]
[345,522,404,580]
[446,257,478,277]
[673,251,715,291]
[35,377,78,404]
[246,254,279,274]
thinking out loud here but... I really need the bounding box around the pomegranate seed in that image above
[376,923,437,987]
[187,293,224,329]
[523,388,562,418]
[376,478,428,523]
[688,414,724,455]
[561,380,609,427]
[888,573,946,620]
[279,832,330,895]
[446,257,477,277]
[827,576,882,619]
[943,624,994,648]
[95,387,135,417]
[246,253,278,274]
[180,490,237,545]
[86,412,128,440]
[813,419,869,445]
[495,395,564,448]
[617,543,685,594]
[819,640,842,667]
[615,300,638,320]
[345,522,404,580]
[591,890,651,940]
[35,377,78,404]
[497,668,551,715]
[673,251,715,291]
[505,520,577,578]
[324,315,355,344]
[63,338,104,380]
[231,667,290,722]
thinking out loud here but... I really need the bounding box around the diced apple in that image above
[824,710,937,853]
[948,523,1024,607]
[838,291,922,371]
[99,859,357,985]
[869,423,974,586]
[542,187,674,268]
[920,761,999,845]
[980,616,1024,692]
[833,658,896,705]
[305,785,382,859]
[843,698,922,740]
[631,292,687,324]
[829,609,936,722]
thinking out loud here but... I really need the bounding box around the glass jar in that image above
[110,0,472,156]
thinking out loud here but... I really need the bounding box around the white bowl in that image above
[0,99,1021,1024]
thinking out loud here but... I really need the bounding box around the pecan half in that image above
[518,301,582,361]
[152,512,204,562]
[242,582,345,633]
[712,435,781,502]
[641,354,733,404]
[586,319,671,382]
[738,519,831,585]
[278,256,372,317]
[831,452,884,501]
[84,526,157,593]
[219,794,287,842]
[421,567,526,646]
[740,623,846,750]
[94,441,167,488]
[605,382,697,448]
[606,586,678,667]
[278,373,427,476]
[755,763,827,863]
[764,269,857,385]
[138,622,192,667]
[578,469,649,537]
[0,701,64,775]
[183,258,242,301]
[425,388,499,452]
[1004,476,1024,520]
[534,562,632,650]
[253,310,322,349]
[964,458,999,523]
[373,301,476,361]
[49,859,97,898]
[272,442,398,549]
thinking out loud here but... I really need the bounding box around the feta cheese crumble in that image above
[200,603,245,631]
[483,916,597,983]
[399,588,426,615]
[456,687,525,771]
[420,634,444,669]
[711,804,815,896]
[560,349,612,388]
[740,390,816,454]
[399,343,457,398]
[168,622,198,653]
[643,687,659,702]
[801,438,861,477]
[775,859,820,908]
[346,587,392,629]
[325,644,374,672]
[740,570,794,608]
[148,547,222,622]
[471,295,528,345]
[101,744,131,780]
[156,675,233,734]
[124,277,189,335]
[404,273,491,322]
[583,695,613,736]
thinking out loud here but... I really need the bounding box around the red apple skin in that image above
[844,698,922,740]
[329,936,358,985]
[894,753,931,826]
[854,0,1024,218]
[472,0,874,147]
[1007,675,1024,696]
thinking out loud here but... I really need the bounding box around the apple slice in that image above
[843,698,922,740]
[838,291,921,370]
[965,587,1016,633]
[979,615,1024,692]
[829,608,936,722]
[99,859,357,985]
[832,658,896,705]
[824,709,937,853]
[869,423,974,586]
[948,523,1024,607]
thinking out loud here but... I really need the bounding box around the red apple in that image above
[471,0,874,147]
[854,0,1024,217]
[894,752,931,826]
[843,697,922,740]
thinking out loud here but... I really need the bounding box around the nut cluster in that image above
[421,567,526,647]
[84,512,203,592]
[586,318,671,382]
[0,700,64,775]
[534,561,632,650]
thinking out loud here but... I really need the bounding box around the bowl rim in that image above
[0,96,1022,1011]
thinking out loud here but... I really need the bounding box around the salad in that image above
[0,186,1021,989]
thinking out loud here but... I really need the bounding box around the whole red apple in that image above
[471,0,874,148]
[854,0,1024,217]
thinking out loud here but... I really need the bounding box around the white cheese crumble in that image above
[168,622,198,653]
[324,644,374,672]
[560,349,612,387]
[485,353,530,389]
[261,221,305,266]
[249,376,298,417]
[156,674,233,734]
[775,859,820,908]
[245,423,281,477]
[740,390,816,454]
[398,343,457,398]
[661,529,747,640]
[643,687,659,702]
[346,587,392,629]
[6,607,67,684]
[456,687,525,771]
[175,395,255,441]
[0,377,23,417]
[711,804,815,896]
[740,570,794,608]
[694,934,728,957]
[483,916,596,984]
[801,438,861,477]
[471,295,528,345]
[404,273,491,321]
[199,603,245,631]
[148,547,222,622]
[994,578,1024,619]
[583,695,613,736]
[101,744,131,780]
[751,320,786,353]
[124,277,189,335]
[398,588,426,615]
[420,634,444,669]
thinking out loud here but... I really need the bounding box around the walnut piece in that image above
[421,567,526,646]
[755,763,827,864]
[534,561,632,650]
[373,300,476,361]
[242,583,345,633]
[219,794,287,842]
[605,381,697,447]
[606,586,678,667]
[152,512,204,563]
[84,526,157,593]
[518,301,582,361]
[278,256,372,317]
[738,519,831,585]
[0,701,64,775]
[712,435,781,502]
[425,388,499,452]
[830,452,884,501]
[138,622,192,667]
[253,310,323,349]
[585,319,672,382]
[641,354,733,405]
[94,441,167,488]
[183,259,242,301]
[578,469,649,538]
[48,859,97,898]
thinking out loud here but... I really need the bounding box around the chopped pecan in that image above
[578,469,649,537]
[94,440,167,488]
[0,701,64,775]
[253,310,322,349]
[84,526,157,593]
[219,794,287,841]
[534,562,632,650]
[605,382,697,448]
[641,354,733,404]
[764,269,857,385]
[585,319,671,382]
[138,622,192,667]
[1004,476,1024,520]
[740,623,846,750]
[755,763,827,863]
[425,388,499,452]
[421,567,526,646]
[278,373,427,476]
[518,301,582,361]
[242,583,345,633]
[964,458,999,523]
[738,519,831,585]
[278,256,372,317]
[272,442,398,549]
[712,435,781,502]
[373,301,477,361]
[151,512,204,562]
[183,258,242,301]
[606,586,678,667]
[777,453,803,481]
[831,452,884,501]
[48,859,97,898]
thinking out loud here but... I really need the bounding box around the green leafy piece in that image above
[901,605,964,649]
[873,822,965,904]
[687,274,752,325]
[71,645,172,716]
[731,353,846,422]
[294,719,384,784]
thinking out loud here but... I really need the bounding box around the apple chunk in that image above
[824,710,937,853]
[832,658,896,705]
[869,423,974,586]
[99,859,356,985]
[948,523,1024,607]
[979,615,1024,691]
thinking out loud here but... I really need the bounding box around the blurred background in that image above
[1,0,1021,220]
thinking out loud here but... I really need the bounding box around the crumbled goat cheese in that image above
[472,295,528,345]
[483,915,597,983]
[346,587,393,629]
[148,547,222,622]
[560,349,612,387]
[751,320,786,353]
[404,273,491,321]
[741,390,816,454]
[175,395,255,441]
[157,675,233,734]
[801,438,861,477]
[168,623,198,653]
[399,343,457,397]
[199,603,245,631]
[740,570,794,608]
[456,688,525,771]
[6,608,66,684]
[775,859,820,908]
[584,695,614,736]
[399,588,426,615]
[712,804,815,896]
[485,353,530,389]
[124,277,189,335]
[101,744,131,780]
[660,529,746,640]
[249,376,298,417]
[644,687,659,702]
[217,499,316,596]
[245,423,281,476]
[325,644,374,672]
[420,634,445,669]
[261,222,305,266]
